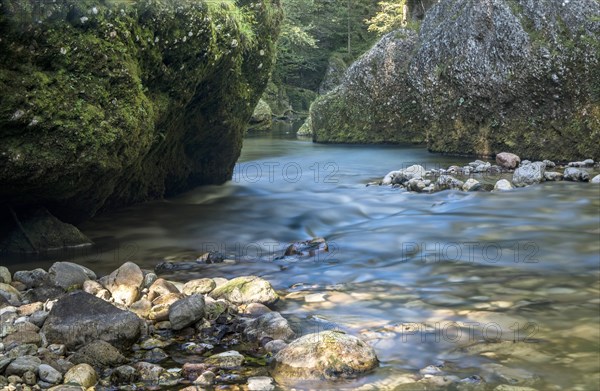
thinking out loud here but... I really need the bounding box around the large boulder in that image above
[410,0,600,161]
[272,331,378,383]
[42,291,143,349]
[310,29,427,144]
[310,0,600,161]
[0,0,282,237]
[247,99,273,132]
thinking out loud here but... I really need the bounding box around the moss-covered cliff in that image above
[0,0,282,224]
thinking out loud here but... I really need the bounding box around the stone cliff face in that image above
[0,0,281,225]
[310,0,600,161]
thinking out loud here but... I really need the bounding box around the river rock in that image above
[49,262,96,290]
[69,340,127,367]
[383,165,427,185]
[481,363,540,387]
[462,179,482,192]
[563,167,590,182]
[273,331,378,381]
[496,153,521,169]
[101,262,144,306]
[4,356,41,376]
[148,278,180,301]
[591,175,600,184]
[569,159,595,167]
[42,291,142,349]
[182,278,217,295]
[168,294,205,330]
[205,351,244,369]
[0,284,21,306]
[194,370,215,386]
[110,365,138,385]
[543,172,563,181]
[0,267,11,284]
[435,175,464,191]
[134,362,164,382]
[493,385,539,391]
[38,364,62,384]
[248,99,273,132]
[248,376,275,391]
[64,364,97,388]
[12,269,49,289]
[243,312,296,342]
[512,162,545,187]
[210,276,279,306]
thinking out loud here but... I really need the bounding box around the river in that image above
[5,126,600,389]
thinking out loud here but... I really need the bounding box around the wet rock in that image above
[134,362,164,382]
[24,285,64,302]
[42,291,142,349]
[22,370,36,386]
[248,99,272,132]
[568,159,595,167]
[64,364,97,388]
[100,262,144,306]
[406,178,427,193]
[210,276,279,306]
[69,340,127,367]
[143,273,158,289]
[284,238,329,257]
[0,267,11,284]
[194,370,215,386]
[243,312,296,342]
[0,283,22,306]
[110,365,138,385]
[182,278,216,295]
[47,386,85,391]
[496,153,521,169]
[542,160,555,168]
[168,294,205,330]
[591,174,600,184]
[265,339,287,354]
[5,356,41,376]
[2,328,41,348]
[383,165,427,185]
[49,262,96,291]
[38,364,62,384]
[493,385,539,391]
[197,251,226,264]
[513,162,546,187]
[205,350,244,369]
[563,167,590,182]
[481,363,540,387]
[435,175,464,191]
[148,278,180,301]
[248,376,275,391]
[462,179,482,192]
[543,172,563,181]
[273,331,378,381]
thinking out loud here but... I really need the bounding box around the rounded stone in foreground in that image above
[272,331,378,382]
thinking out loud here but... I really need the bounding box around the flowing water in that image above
[5,126,600,389]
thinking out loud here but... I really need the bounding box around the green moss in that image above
[0,0,282,221]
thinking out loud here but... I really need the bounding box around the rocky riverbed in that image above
[376,152,600,194]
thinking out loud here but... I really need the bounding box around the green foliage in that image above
[365,0,407,34]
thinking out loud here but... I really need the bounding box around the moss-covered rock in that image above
[0,0,281,225]
[311,0,600,161]
[247,99,273,132]
[410,0,600,161]
[310,29,427,144]
[209,275,278,305]
[272,330,378,383]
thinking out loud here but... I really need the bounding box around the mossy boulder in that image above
[0,0,281,226]
[310,29,427,144]
[272,331,378,384]
[410,0,600,161]
[311,0,599,161]
[247,99,272,132]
